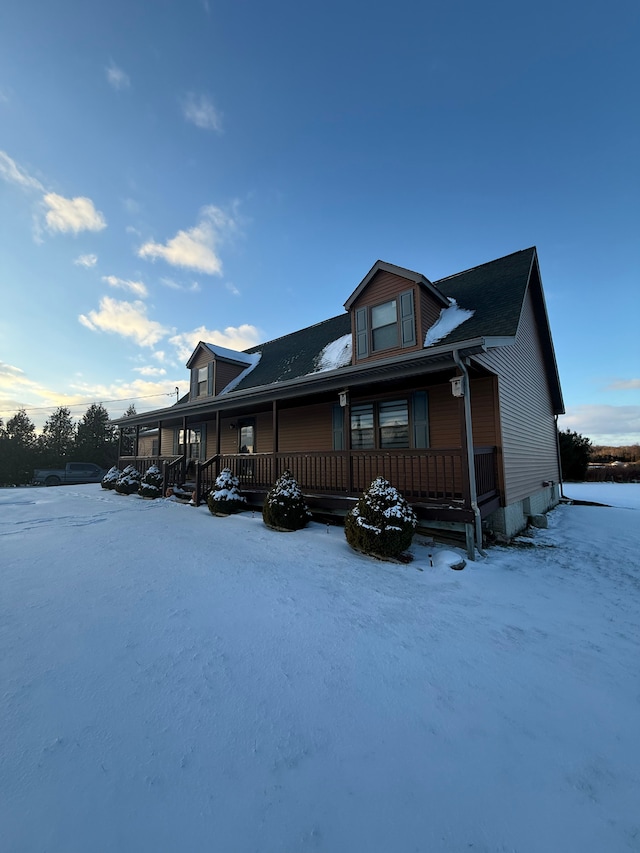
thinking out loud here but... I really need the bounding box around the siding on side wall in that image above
[419,288,443,348]
[427,383,461,447]
[192,349,211,370]
[475,287,560,505]
[470,376,499,447]
[161,427,174,455]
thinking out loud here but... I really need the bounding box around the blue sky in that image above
[1,0,638,444]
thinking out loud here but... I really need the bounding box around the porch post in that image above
[344,396,352,494]
[118,427,123,461]
[453,351,484,560]
[272,401,279,481]
[134,425,140,458]
[157,421,162,456]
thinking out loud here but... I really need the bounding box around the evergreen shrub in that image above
[207,467,247,515]
[345,477,417,559]
[262,470,311,531]
[115,465,142,495]
[139,464,163,499]
[101,466,121,490]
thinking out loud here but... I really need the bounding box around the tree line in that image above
[0,403,135,486]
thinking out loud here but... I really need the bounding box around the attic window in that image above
[371,300,397,351]
[197,366,208,396]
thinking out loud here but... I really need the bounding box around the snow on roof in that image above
[424,298,475,347]
[203,343,257,364]
[218,352,262,394]
[308,334,352,374]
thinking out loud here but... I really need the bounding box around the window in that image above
[354,289,416,359]
[238,420,255,454]
[371,300,398,351]
[197,366,208,396]
[378,400,409,448]
[175,426,204,460]
[338,394,429,451]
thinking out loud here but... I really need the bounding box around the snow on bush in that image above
[138,464,163,499]
[101,466,121,490]
[345,476,417,559]
[114,465,142,496]
[207,468,247,515]
[262,470,311,531]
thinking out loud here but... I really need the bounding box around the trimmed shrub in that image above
[139,464,163,499]
[207,467,247,515]
[345,477,417,559]
[262,470,311,531]
[115,464,142,495]
[101,466,121,490]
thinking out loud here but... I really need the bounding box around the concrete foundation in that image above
[485,483,560,539]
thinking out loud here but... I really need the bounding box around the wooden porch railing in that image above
[192,447,498,507]
[120,448,499,510]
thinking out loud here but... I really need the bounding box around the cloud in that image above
[106,62,130,90]
[160,276,200,293]
[133,366,167,377]
[558,404,640,446]
[74,253,98,268]
[152,351,166,363]
[138,205,238,275]
[169,324,261,362]
[0,150,44,192]
[79,296,170,347]
[43,193,107,234]
[182,93,223,132]
[102,274,148,298]
[225,282,240,296]
[607,378,640,391]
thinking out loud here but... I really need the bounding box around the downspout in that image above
[555,414,565,499]
[453,350,487,558]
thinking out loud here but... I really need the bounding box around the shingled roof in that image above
[227,247,536,392]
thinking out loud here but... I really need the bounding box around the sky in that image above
[1,0,638,445]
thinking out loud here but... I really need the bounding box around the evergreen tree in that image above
[120,403,137,456]
[345,477,417,559]
[2,409,37,485]
[75,403,118,468]
[39,407,76,466]
[559,429,592,482]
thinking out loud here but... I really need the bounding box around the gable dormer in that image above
[186,342,257,401]
[344,260,450,363]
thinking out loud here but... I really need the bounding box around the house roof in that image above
[113,246,563,425]
[344,259,450,311]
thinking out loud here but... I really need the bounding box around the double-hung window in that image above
[197,366,208,397]
[371,300,398,352]
[336,393,428,451]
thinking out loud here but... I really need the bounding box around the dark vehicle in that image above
[32,462,107,487]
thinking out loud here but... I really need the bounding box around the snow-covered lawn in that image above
[1,484,639,852]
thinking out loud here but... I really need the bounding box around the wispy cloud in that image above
[607,378,640,391]
[106,61,131,91]
[169,324,261,362]
[558,404,640,446]
[133,366,167,377]
[225,282,240,296]
[182,93,223,132]
[138,205,238,275]
[102,274,148,298]
[74,253,98,268]
[0,150,44,192]
[79,296,170,347]
[160,277,200,293]
[43,193,107,234]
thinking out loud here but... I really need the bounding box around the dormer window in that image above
[371,299,398,351]
[197,366,208,396]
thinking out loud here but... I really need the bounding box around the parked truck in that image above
[32,462,108,487]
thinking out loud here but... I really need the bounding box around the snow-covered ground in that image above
[1,483,639,852]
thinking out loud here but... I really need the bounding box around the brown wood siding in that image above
[192,349,211,370]
[215,361,244,394]
[419,288,443,349]
[475,288,560,505]
[470,376,498,446]
[278,403,334,452]
[217,412,274,455]
[428,383,461,447]
[161,427,174,455]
